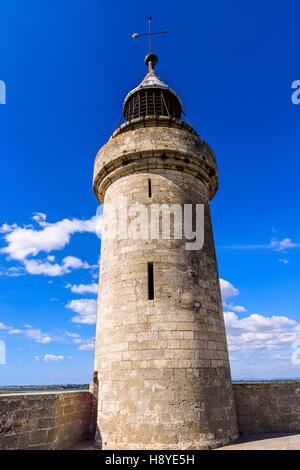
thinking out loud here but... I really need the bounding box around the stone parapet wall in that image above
[233,383,300,434]
[0,391,97,450]
[1,384,300,449]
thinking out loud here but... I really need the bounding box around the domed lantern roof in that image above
[123,53,183,122]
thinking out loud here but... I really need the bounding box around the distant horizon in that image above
[2,377,300,389]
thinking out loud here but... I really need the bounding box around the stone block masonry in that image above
[0,391,96,450]
[92,117,239,449]
[1,384,300,449]
[233,383,300,434]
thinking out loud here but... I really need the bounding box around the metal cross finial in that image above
[132,16,170,54]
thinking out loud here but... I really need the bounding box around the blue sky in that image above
[0,0,300,384]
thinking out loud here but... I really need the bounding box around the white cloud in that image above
[0,214,101,279]
[224,311,300,353]
[43,354,64,362]
[66,282,98,294]
[32,212,46,223]
[259,354,291,361]
[66,299,97,324]
[76,337,95,351]
[229,355,238,361]
[78,341,95,351]
[23,326,53,343]
[1,214,100,260]
[63,256,90,269]
[219,279,239,300]
[0,322,10,330]
[4,324,53,343]
[7,266,25,277]
[279,258,289,264]
[220,279,300,362]
[0,266,25,277]
[23,256,90,277]
[225,303,247,313]
[66,331,80,338]
[0,223,17,234]
[225,311,296,333]
[0,213,102,278]
[220,237,299,253]
[270,238,298,252]
[66,330,95,351]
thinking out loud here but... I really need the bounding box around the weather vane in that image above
[132,16,169,54]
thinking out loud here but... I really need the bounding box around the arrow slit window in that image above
[148,262,154,300]
[148,179,152,198]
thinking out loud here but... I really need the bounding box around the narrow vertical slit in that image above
[148,262,154,300]
[148,179,152,198]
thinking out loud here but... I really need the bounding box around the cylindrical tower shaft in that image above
[92,118,238,449]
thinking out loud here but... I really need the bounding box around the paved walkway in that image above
[216,433,300,450]
[69,433,300,450]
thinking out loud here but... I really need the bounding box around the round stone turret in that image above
[93,117,218,204]
[92,57,238,450]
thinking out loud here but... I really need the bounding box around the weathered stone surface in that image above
[0,392,97,450]
[2,385,300,449]
[233,383,300,434]
[93,117,219,204]
[92,117,238,449]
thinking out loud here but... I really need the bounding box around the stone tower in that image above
[92,53,238,449]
